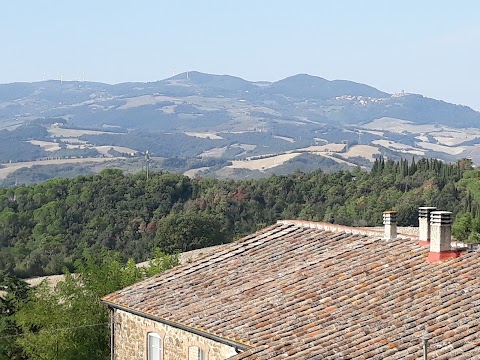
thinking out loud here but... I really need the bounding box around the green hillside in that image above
[0,158,477,279]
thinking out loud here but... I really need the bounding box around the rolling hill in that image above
[1,72,479,185]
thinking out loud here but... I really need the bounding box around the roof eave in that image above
[102,300,251,352]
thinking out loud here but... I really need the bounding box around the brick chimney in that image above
[383,211,397,240]
[418,206,436,246]
[427,211,461,263]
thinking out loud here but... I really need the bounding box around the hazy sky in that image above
[1,1,479,110]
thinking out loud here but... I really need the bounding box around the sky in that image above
[1,0,479,110]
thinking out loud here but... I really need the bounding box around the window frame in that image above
[147,332,162,360]
[188,345,208,360]
[198,347,206,360]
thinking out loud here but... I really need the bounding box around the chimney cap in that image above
[430,211,452,224]
[419,206,437,218]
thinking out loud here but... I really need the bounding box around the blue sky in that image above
[1,0,479,110]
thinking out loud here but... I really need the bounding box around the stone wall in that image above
[112,309,238,360]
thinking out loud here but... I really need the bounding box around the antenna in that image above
[171,68,176,76]
[422,335,431,360]
[83,72,86,82]
[145,150,151,180]
[43,73,46,81]
[60,72,64,84]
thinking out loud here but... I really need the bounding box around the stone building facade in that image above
[111,309,238,360]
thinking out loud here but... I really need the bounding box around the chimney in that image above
[418,207,436,246]
[383,211,397,240]
[427,211,461,263]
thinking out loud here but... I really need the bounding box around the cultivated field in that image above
[199,147,227,158]
[228,153,301,170]
[184,132,224,140]
[362,117,480,158]
[372,140,426,156]
[362,118,441,133]
[117,95,179,110]
[60,140,134,155]
[342,145,380,161]
[417,142,466,155]
[94,146,138,157]
[48,127,119,137]
[431,131,479,146]
[360,130,384,137]
[273,135,295,143]
[29,140,62,152]
[416,135,429,142]
[299,143,346,152]
[232,143,257,151]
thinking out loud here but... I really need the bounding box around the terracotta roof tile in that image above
[102,220,480,359]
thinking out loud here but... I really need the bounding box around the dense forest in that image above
[2,157,480,359]
[0,157,478,279]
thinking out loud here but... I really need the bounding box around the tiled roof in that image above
[102,221,480,359]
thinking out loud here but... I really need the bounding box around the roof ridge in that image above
[278,220,417,239]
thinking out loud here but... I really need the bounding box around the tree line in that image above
[0,157,476,279]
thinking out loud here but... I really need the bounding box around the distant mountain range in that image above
[1,71,479,130]
[1,71,480,185]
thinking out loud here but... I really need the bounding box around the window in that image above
[148,333,162,360]
[188,346,206,360]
